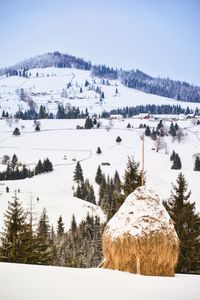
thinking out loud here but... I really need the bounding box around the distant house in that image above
[109,114,123,120]
[132,113,150,120]
[186,113,195,119]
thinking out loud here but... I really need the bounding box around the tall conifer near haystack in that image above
[122,156,143,198]
[163,173,200,273]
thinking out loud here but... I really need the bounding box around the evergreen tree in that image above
[35,159,43,175]
[84,117,93,129]
[43,158,53,172]
[171,153,182,170]
[0,193,31,263]
[96,147,102,154]
[73,162,84,183]
[169,122,176,137]
[113,170,121,193]
[145,125,151,136]
[163,173,200,273]
[71,214,77,234]
[57,215,65,237]
[36,208,52,264]
[170,150,176,161]
[194,156,200,171]
[116,136,122,144]
[95,165,103,185]
[13,127,20,136]
[35,124,40,131]
[39,105,47,119]
[122,156,143,198]
[127,123,131,128]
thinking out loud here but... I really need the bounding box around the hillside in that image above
[1,67,200,120]
[0,116,199,233]
[0,263,199,300]
[0,52,200,103]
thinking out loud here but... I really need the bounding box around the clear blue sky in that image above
[0,0,199,85]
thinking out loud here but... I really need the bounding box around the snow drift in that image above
[102,186,179,276]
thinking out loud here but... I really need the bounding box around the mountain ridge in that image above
[1,51,200,103]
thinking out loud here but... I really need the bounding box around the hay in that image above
[101,187,179,276]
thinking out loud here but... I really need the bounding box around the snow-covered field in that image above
[0,262,199,300]
[0,117,199,231]
[1,67,200,117]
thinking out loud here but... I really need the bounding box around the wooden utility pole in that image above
[141,132,145,186]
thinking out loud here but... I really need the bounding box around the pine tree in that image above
[57,215,65,237]
[145,125,151,136]
[13,127,20,136]
[122,156,143,198]
[36,208,52,265]
[43,158,53,172]
[163,173,200,273]
[71,214,77,233]
[113,170,121,193]
[35,124,40,131]
[84,117,93,129]
[194,156,200,171]
[35,159,44,175]
[116,136,122,144]
[171,153,182,169]
[73,161,84,183]
[170,150,176,161]
[0,193,31,263]
[96,147,102,155]
[95,166,103,185]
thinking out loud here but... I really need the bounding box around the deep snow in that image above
[0,262,199,300]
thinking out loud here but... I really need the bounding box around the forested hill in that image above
[1,51,200,103]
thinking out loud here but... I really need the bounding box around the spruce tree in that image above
[0,193,31,263]
[57,215,65,237]
[194,156,200,171]
[84,117,93,129]
[36,208,52,265]
[145,125,151,136]
[13,127,20,136]
[43,158,53,172]
[73,161,84,183]
[170,150,176,161]
[113,170,121,193]
[116,136,122,144]
[96,147,102,155]
[171,153,182,169]
[95,165,103,185]
[163,173,200,273]
[35,159,44,175]
[122,156,143,198]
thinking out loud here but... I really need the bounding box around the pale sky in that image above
[0,0,199,85]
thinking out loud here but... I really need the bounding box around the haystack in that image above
[102,186,179,276]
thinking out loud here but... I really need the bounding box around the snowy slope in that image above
[0,117,199,232]
[0,262,199,300]
[1,67,200,116]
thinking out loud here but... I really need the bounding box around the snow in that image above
[0,117,200,231]
[0,262,199,300]
[106,186,176,239]
[1,67,200,117]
